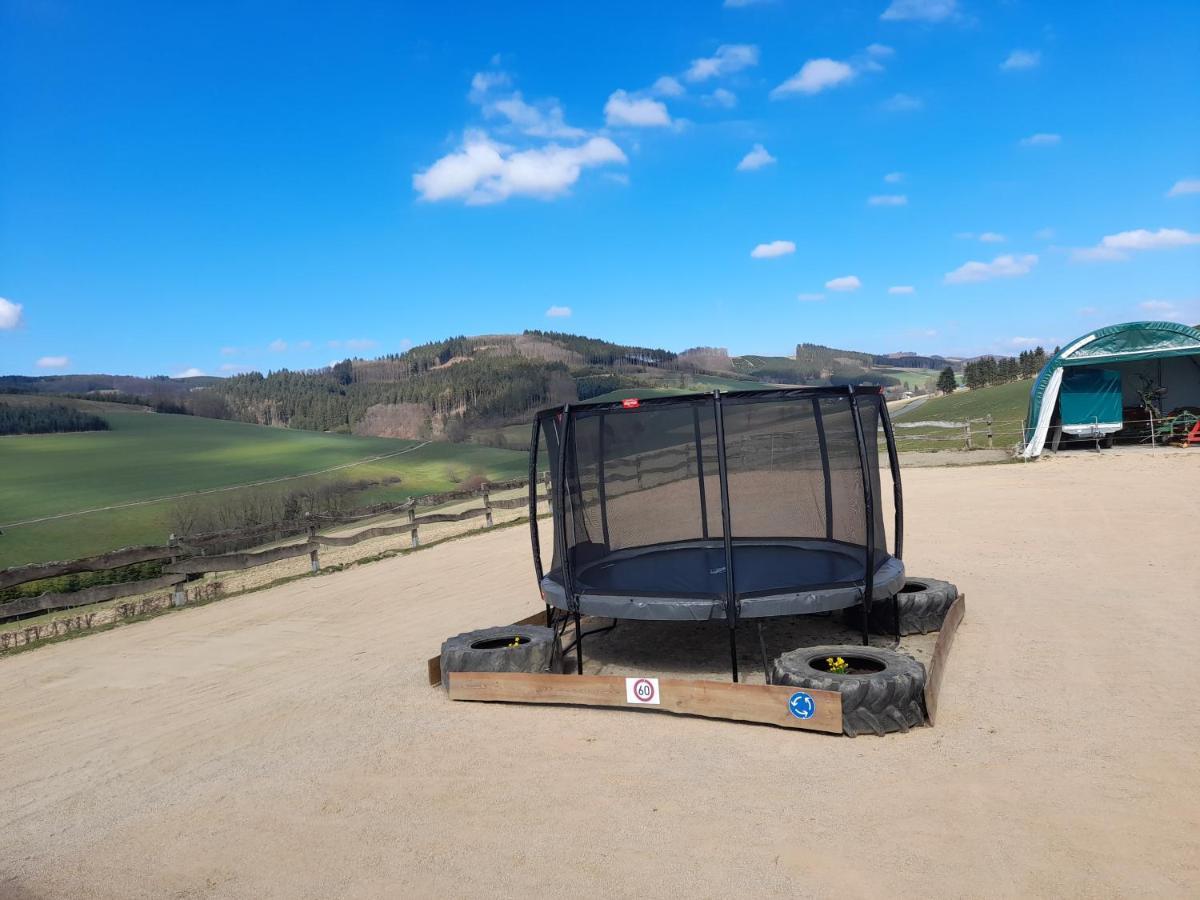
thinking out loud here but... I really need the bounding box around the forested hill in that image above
[3,331,915,441]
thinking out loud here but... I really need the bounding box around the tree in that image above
[332,359,354,386]
[937,366,957,395]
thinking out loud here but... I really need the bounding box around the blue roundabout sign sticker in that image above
[787,691,816,720]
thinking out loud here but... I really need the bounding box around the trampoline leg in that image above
[860,600,870,647]
[757,621,771,685]
[545,603,552,628]
[728,626,739,683]
[893,594,902,641]
[573,609,584,675]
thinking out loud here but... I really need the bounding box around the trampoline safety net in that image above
[531,387,902,623]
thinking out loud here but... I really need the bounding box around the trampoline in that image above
[528,386,905,680]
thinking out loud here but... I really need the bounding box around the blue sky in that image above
[2,0,1199,377]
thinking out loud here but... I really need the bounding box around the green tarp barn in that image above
[1022,321,1200,458]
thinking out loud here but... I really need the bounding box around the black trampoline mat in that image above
[573,540,866,598]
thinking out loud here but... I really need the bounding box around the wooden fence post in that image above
[408,504,419,548]
[987,414,994,449]
[168,533,187,607]
[543,471,551,511]
[636,456,643,489]
[307,523,320,573]
[483,482,493,527]
[965,421,973,450]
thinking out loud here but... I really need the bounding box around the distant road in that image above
[0,441,431,529]
[889,395,929,419]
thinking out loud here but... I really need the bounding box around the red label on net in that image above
[622,398,640,409]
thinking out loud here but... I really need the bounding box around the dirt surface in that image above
[3,451,1199,898]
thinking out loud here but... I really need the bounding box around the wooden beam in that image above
[0,573,187,619]
[316,523,415,547]
[163,541,314,575]
[0,545,174,590]
[447,672,843,734]
[923,592,966,726]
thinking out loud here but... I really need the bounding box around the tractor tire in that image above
[771,645,926,737]
[869,577,959,636]
[440,625,561,689]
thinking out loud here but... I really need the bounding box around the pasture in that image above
[0,401,525,566]
[891,379,1033,451]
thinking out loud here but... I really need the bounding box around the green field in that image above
[0,403,526,567]
[891,379,1032,451]
[873,366,943,391]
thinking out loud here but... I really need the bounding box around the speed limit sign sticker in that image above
[625,677,660,705]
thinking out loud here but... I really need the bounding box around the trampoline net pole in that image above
[554,405,583,673]
[712,390,740,682]
[849,388,877,648]
[528,416,550,626]
[877,392,904,561]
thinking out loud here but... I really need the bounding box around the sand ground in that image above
[2,450,1198,898]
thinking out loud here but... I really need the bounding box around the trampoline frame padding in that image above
[528,386,906,675]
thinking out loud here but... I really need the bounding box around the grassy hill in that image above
[0,401,525,567]
[892,379,1032,451]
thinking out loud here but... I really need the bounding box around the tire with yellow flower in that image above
[770,645,926,737]
[440,625,561,688]
[868,577,958,636]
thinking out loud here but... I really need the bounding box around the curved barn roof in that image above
[1023,321,1200,457]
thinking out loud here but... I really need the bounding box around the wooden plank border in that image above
[923,592,966,726]
[447,671,843,734]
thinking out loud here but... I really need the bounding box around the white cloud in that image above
[869,194,908,206]
[1019,133,1061,147]
[1167,178,1200,197]
[1139,300,1174,311]
[707,88,737,108]
[1008,337,1043,347]
[219,346,238,356]
[36,355,69,369]
[268,339,288,352]
[771,58,855,98]
[414,131,627,204]
[944,254,1038,284]
[0,297,23,330]
[685,44,759,82]
[486,92,586,139]
[880,0,957,22]
[1034,227,1056,240]
[1077,306,1100,316]
[604,90,672,127]
[297,340,312,350]
[652,75,685,97]
[545,305,572,318]
[797,292,825,302]
[176,367,205,378]
[867,43,895,58]
[1072,228,1200,262]
[724,0,771,6]
[751,240,796,259]
[329,338,379,351]
[979,232,1006,243]
[884,171,905,183]
[1001,50,1041,71]
[888,285,915,295]
[468,70,512,103]
[825,275,862,292]
[399,338,413,351]
[882,92,923,112]
[737,144,776,171]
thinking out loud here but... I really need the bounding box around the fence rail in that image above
[1,477,552,623]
